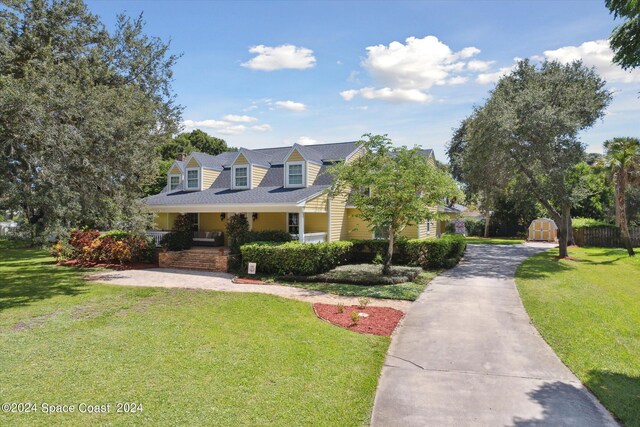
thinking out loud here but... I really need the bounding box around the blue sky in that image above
[87,0,639,161]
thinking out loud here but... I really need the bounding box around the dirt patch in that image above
[58,260,158,270]
[12,310,61,332]
[313,303,405,336]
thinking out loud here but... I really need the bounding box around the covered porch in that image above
[148,209,329,246]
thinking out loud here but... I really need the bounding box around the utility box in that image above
[528,218,557,242]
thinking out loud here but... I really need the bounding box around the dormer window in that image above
[186,169,200,190]
[286,162,305,187]
[233,165,249,189]
[169,175,181,191]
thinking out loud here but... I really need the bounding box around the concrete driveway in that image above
[371,243,618,427]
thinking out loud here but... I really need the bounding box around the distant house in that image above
[143,141,441,245]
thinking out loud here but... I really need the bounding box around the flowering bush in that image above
[52,229,153,264]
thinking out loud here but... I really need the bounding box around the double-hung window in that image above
[234,166,249,189]
[287,162,304,187]
[169,175,180,191]
[186,169,199,190]
[288,213,299,236]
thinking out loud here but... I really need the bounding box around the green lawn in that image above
[276,270,438,301]
[0,242,389,426]
[516,247,640,426]
[466,236,525,245]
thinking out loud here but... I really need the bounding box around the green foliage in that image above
[606,0,640,70]
[241,241,354,276]
[572,217,616,229]
[226,214,250,255]
[160,129,233,160]
[328,133,462,272]
[98,230,130,240]
[459,59,611,257]
[349,311,360,325]
[405,234,467,269]
[247,230,292,243]
[0,1,181,236]
[282,264,422,285]
[160,213,194,251]
[357,297,370,308]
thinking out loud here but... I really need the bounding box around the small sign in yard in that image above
[454,220,467,235]
[247,262,256,275]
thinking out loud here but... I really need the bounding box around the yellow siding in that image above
[234,153,249,165]
[400,223,419,239]
[186,157,200,168]
[307,162,321,185]
[346,208,373,240]
[418,221,427,239]
[252,212,287,232]
[199,213,226,232]
[304,193,328,212]
[287,149,305,162]
[153,213,170,230]
[165,213,180,230]
[329,192,349,242]
[305,213,328,233]
[252,165,268,188]
[346,147,364,163]
[168,164,181,175]
[202,168,220,189]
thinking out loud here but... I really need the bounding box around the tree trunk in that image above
[383,228,394,275]
[557,204,571,258]
[616,174,635,256]
[483,209,491,238]
[567,215,575,246]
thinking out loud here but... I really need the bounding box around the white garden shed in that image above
[528,218,557,242]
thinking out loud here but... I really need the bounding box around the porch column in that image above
[298,211,305,242]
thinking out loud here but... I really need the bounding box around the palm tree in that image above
[603,137,640,256]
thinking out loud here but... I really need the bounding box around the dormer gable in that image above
[229,149,270,190]
[283,144,323,188]
[167,161,184,192]
[184,155,202,191]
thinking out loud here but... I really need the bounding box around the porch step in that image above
[158,247,231,272]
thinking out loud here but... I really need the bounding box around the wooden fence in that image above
[573,227,640,248]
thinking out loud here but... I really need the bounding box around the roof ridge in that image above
[251,141,358,152]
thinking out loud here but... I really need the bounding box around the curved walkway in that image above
[85,268,411,311]
[371,244,618,427]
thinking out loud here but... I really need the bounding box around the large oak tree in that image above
[0,0,181,237]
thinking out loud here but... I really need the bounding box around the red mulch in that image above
[57,260,158,270]
[313,303,405,336]
[233,277,265,284]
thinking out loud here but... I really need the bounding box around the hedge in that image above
[240,234,467,276]
[405,234,467,269]
[241,241,353,276]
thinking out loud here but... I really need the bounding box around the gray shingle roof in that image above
[190,152,223,170]
[144,185,328,206]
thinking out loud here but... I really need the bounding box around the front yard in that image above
[0,242,389,425]
[465,236,525,245]
[516,247,640,426]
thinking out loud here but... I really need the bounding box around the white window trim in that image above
[186,168,201,191]
[285,161,306,188]
[232,165,251,190]
[168,174,182,191]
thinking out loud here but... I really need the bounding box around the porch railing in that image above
[302,232,327,244]
[146,230,169,247]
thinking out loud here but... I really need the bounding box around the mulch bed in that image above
[313,303,405,337]
[57,260,158,270]
[232,277,265,284]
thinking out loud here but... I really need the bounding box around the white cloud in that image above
[275,100,307,111]
[543,39,640,83]
[342,35,485,103]
[476,66,515,84]
[183,119,230,129]
[297,136,318,145]
[251,124,272,132]
[467,60,494,72]
[241,44,316,71]
[223,114,258,123]
[217,125,246,135]
[362,35,481,90]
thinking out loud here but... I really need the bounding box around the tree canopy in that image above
[606,0,640,70]
[458,60,611,257]
[329,134,462,274]
[159,129,234,161]
[0,0,181,236]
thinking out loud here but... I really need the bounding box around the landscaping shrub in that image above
[572,217,617,229]
[241,241,353,276]
[226,214,250,255]
[161,213,194,251]
[247,229,292,243]
[405,234,467,269]
[52,229,153,264]
[350,238,410,264]
[282,264,422,285]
